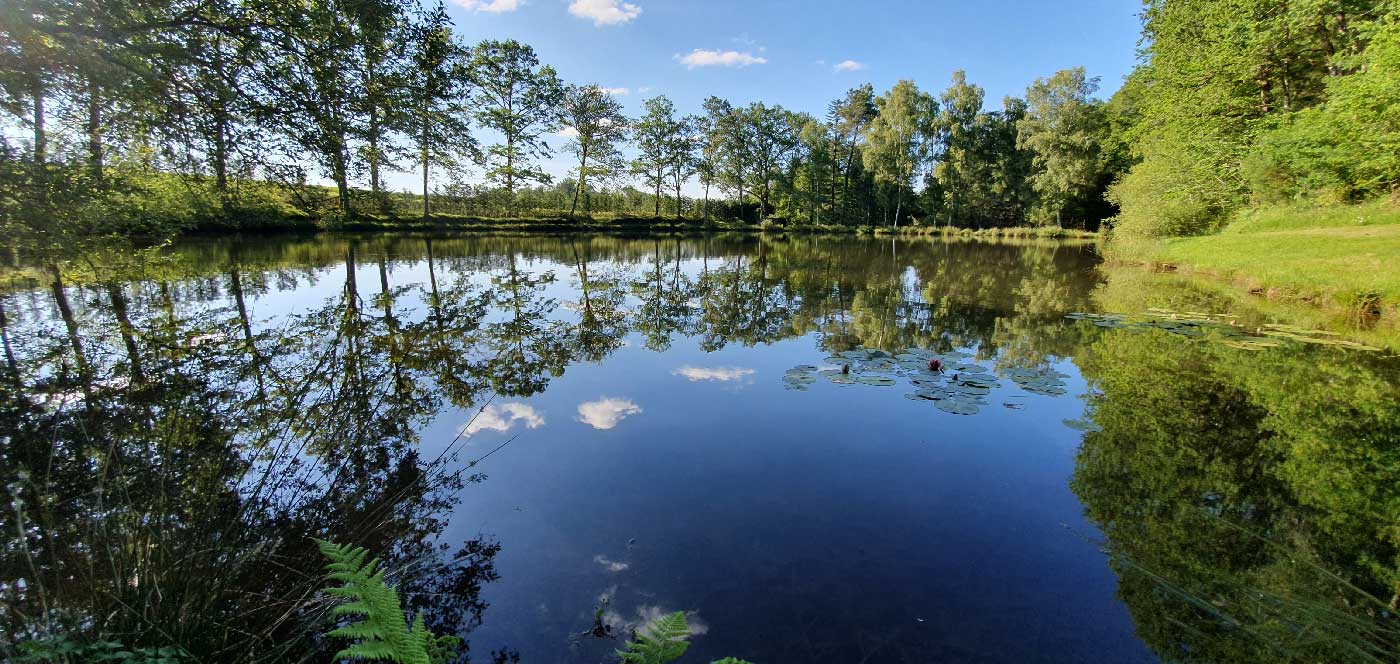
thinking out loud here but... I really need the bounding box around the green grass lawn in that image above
[1124,200,1400,311]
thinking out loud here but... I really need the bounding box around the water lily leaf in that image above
[950,383,991,396]
[823,356,848,365]
[783,374,816,385]
[1063,418,1104,433]
[790,365,818,372]
[935,400,978,415]
[856,376,896,386]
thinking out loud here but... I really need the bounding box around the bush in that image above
[1243,15,1400,204]
[1108,138,1241,238]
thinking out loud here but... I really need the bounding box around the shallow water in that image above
[4,234,1398,663]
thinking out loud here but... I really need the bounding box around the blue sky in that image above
[396,0,1145,192]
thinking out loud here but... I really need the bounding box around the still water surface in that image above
[4,234,1398,663]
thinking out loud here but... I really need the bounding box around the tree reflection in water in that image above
[0,233,1396,662]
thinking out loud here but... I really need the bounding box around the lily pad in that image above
[1063,418,1104,433]
[935,400,979,415]
[856,375,896,386]
[950,383,991,396]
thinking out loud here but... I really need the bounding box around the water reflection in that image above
[0,233,1396,663]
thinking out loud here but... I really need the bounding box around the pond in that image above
[3,233,1398,663]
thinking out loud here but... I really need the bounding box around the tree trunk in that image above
[369,107,382,208]
[332,132,351,213]
[49,265,89,387]
[654,167,662,216]
[505,134,516,215]
[571,144,588,218]
[106,282,143,384]
[425,238,439,303]
[674,173,683,220]
[212,41,230,208]
[31,78,45,169]
[229,261,266,398]
[421,116,431,223]
[86,77,104,186]
[0,297,19,385]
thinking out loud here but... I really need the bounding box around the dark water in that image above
[3,234,1398,663]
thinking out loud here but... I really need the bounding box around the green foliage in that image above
[1016,68,1107,226]
[316,539,461,664]
[15,638,191,664]
[1244,12,1400,203]
[617,611,692,664]
[1109,0,1395,238]
[862,80,937,225]
[468,40,565,200]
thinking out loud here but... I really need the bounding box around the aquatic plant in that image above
[615,611,754,664]
[317,540,461,664]
[617,611,692,664]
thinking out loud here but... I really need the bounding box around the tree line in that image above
[3,0,1394,249]
[0,0,1134,247]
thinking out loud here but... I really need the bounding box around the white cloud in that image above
[602,606,709,637]
[577,397,641,430]
[600,86,630,96]
[569,0,641,25]
[452,0,520,12]
[672,366,755,382]
[675,49,767,69]
[555,126,580,138]
[460,402,544,436]
[593,554,630,572]
[833,59,865,72]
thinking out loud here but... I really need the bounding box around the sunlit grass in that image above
[1110,200,1400,315]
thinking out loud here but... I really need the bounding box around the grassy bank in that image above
[190,208,1104,239]
[1109,199,1400,320]
[872,224,1099,239]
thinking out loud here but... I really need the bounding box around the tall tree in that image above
[667,115,700,219]
[561,84,627,218]
[863,80,936,227]
[701,96,751,220]
[743,102,799,219]
[632,95,680,217]
[349,0,408,212]
[468,39,563,212]
[249,0,365,212]
[826,84,877,222]
[403,2,475,222]
[1017,67,1105,227]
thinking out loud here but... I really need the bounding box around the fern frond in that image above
[315,538,459,664]
[617,611,692,664]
